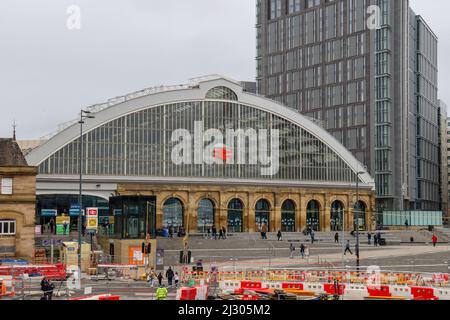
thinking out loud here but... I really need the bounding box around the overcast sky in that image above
[0,0,448,140]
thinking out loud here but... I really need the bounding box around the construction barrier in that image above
[69,294,121,301]
[176,285,209,300]
[217,279,450,300]
[0,263,67,280]
[0,277,15,299]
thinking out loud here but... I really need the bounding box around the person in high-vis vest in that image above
[156,285,168,300]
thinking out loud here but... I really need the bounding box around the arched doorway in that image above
[354,201,367,231]
[197,199,214,233]
[162,198,184,230]
[255,199,271,231]
[227,199,243,233]
[281,200,296,232]
[330,201,344,231]
[306,200,321,231]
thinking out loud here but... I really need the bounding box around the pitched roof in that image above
[0,138,28,166]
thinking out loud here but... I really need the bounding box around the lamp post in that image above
[355,170,366,276]
[78,110,95,273]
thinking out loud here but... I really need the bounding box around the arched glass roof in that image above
[26,76,374,187]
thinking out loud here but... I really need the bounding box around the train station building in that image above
[26,76,376,244]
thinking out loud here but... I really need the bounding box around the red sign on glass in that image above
[86,208,98,217]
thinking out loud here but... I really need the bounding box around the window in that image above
[1,178,13,195]
[0,220,16,235]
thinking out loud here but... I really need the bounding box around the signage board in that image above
[41,209,57,217]
[56,216,70,235]
[86,208,98,231]
[69,209,85,216]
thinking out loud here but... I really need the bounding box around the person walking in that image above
[169,226,174,239]
[212,226,217,240]
[300,243,305,259]
[289,243,295,259]
[222,226,227,239]
[166,267,174,287]
[374,233,378,247]
[261,223,268,240]
[304,245,310,259]
[405,219,409,229]
[334,232,339,243]
[49,218,55,234]
[277,230,282,241]
[218,228,225,240]
[63,221,68,235]
[157,272,164,286]
[310,229,315,244]
[207,227,211,239]
[344,240,353,255]
[174,272,180,288]
[432,234,438,247]
[156,285,168,300]
[40,277,49,300]
[368,233,372,245]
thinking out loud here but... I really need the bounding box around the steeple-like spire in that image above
[12,120,17,141]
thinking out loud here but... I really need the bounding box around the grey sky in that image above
[0,0,448,140]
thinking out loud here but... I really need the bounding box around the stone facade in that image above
[116,183,375,234]
[0,166,37,259]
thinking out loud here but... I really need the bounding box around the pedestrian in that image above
[368,233,372,245]
[63,221,68,235]
[49,218,55,234]
[207,227,211,239]
[166,266,174,287]
[374,233,378,247]
[405,219,409,228]
[304,246,310,258]
[262,224,268,240]
[334,232,339,243]
[310,229,315,244]
[222,226,227,239]
[156,284,168,300]
[157,272,164,286]
[289,243,295,259]
[219,228,225,240]
[432,234,438,247]
[169,226,174,239]
[277,230,282,241]
[40,277,49,300]
[300,243,305,259]
[212,226,217,240]
[344,240,353,255]
[174,272,180,288]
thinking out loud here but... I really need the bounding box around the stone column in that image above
[324,207,331,232]
[187,193,197,234]
[219,194,228,230]
[247,195,256,233]
[273,194,281,232]
[299,195,307,232]
[347,208,354,231]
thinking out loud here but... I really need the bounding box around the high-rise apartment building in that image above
[257,0,442,211]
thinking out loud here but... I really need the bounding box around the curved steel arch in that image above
[26,76,373,185]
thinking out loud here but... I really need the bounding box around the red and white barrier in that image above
[176,285,209,300]
[69,294,121,301]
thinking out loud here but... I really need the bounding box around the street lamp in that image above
[78,110,95,273]
[355,169,366,276]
